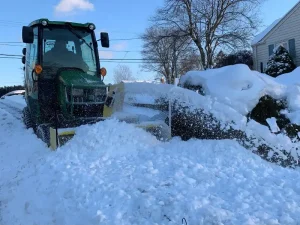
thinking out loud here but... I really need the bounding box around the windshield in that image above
[42,26,98,76]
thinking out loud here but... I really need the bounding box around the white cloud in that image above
[112,42,128,51]
[99,51,113,59]
[55,0,94,13]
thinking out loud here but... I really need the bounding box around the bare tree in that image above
[180,51,202,74]
[141,26,201,84]
[113,65,135,84]
[151,0,264,69]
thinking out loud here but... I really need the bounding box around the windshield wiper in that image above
[66,23,95,65]
[66,24,93,52]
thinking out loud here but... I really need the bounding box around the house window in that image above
[260,62,264,73]
[275,41,289,52]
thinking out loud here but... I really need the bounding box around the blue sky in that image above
[0,0,299,86]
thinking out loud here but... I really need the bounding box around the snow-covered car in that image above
[0,90,25,99]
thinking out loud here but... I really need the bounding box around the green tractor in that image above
[21,18,114,149]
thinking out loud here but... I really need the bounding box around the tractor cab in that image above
[21,19,110,147]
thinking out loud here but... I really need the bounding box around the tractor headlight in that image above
[88,24,95,30]
[41,20,48,26]
[72,88,84,96]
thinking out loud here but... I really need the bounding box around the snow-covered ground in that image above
[1,94,26,109]
[1,95,300,225]
[2,65,300,224]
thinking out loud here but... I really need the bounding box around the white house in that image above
[252,1,300,72]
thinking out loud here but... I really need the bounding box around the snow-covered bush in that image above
[117,65,300,167]
[176,64,300,167]
[167,100,298,167]
[248,95,289,131]
[265,45,296,77]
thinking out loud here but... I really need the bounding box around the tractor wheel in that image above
[36,124,50,146]
[22,107,33,129]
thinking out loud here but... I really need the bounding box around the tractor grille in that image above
[66,87,107,118]
[66,87,107,104]
[73,104,104,117]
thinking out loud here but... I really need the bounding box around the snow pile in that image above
[178,64,300,125]
[179,64,287,115]
[120,76,250,128]
[270,67,300,123]
[2,105,300,224]
[276,67,300,86]
[116,65,300,164]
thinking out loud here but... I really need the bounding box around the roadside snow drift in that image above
[275,67,300,86]
[179,64,288,116]
[179,64,300,123]
[117,65,300,165]
[2,101,300,225]
[121,64,300,128]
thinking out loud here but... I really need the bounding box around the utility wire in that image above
[0,54,190,64]
[0,33,186,44]
[0,20,23,24]
[110,37,142,41]
[0,57,181,64]
[0,42,23,44]
[0,44,24,46]
[0,53,157,60]
[99,49,141,53]
[0,54,23,57]
[0,37,143,44]
[0,57,22,59]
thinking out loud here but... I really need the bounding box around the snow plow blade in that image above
[49,127,76,150]
[135,121,171,141]
[48,83,171,150]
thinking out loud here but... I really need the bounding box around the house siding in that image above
[253,3,300,72]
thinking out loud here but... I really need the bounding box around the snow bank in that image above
[276,67,300,86]
[2,106,300,225]
[178,65,300,125]
[272,67,300,124]
[113,66,300,160]
[179,64,287,116]
[119,75,249,129]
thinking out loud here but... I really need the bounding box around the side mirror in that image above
[100,32,109,48]
[22,47,26,55]
[22,26,34,43]
[22,56,25,64]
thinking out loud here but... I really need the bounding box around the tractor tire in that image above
[22,107,33,129]
[36,124,50,146]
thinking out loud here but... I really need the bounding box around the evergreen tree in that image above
[214,50,253,69]
[265,45,296,77]
[234,50,253,69]
[214,51,227,68]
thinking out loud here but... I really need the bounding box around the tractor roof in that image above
[28,18,96,29]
